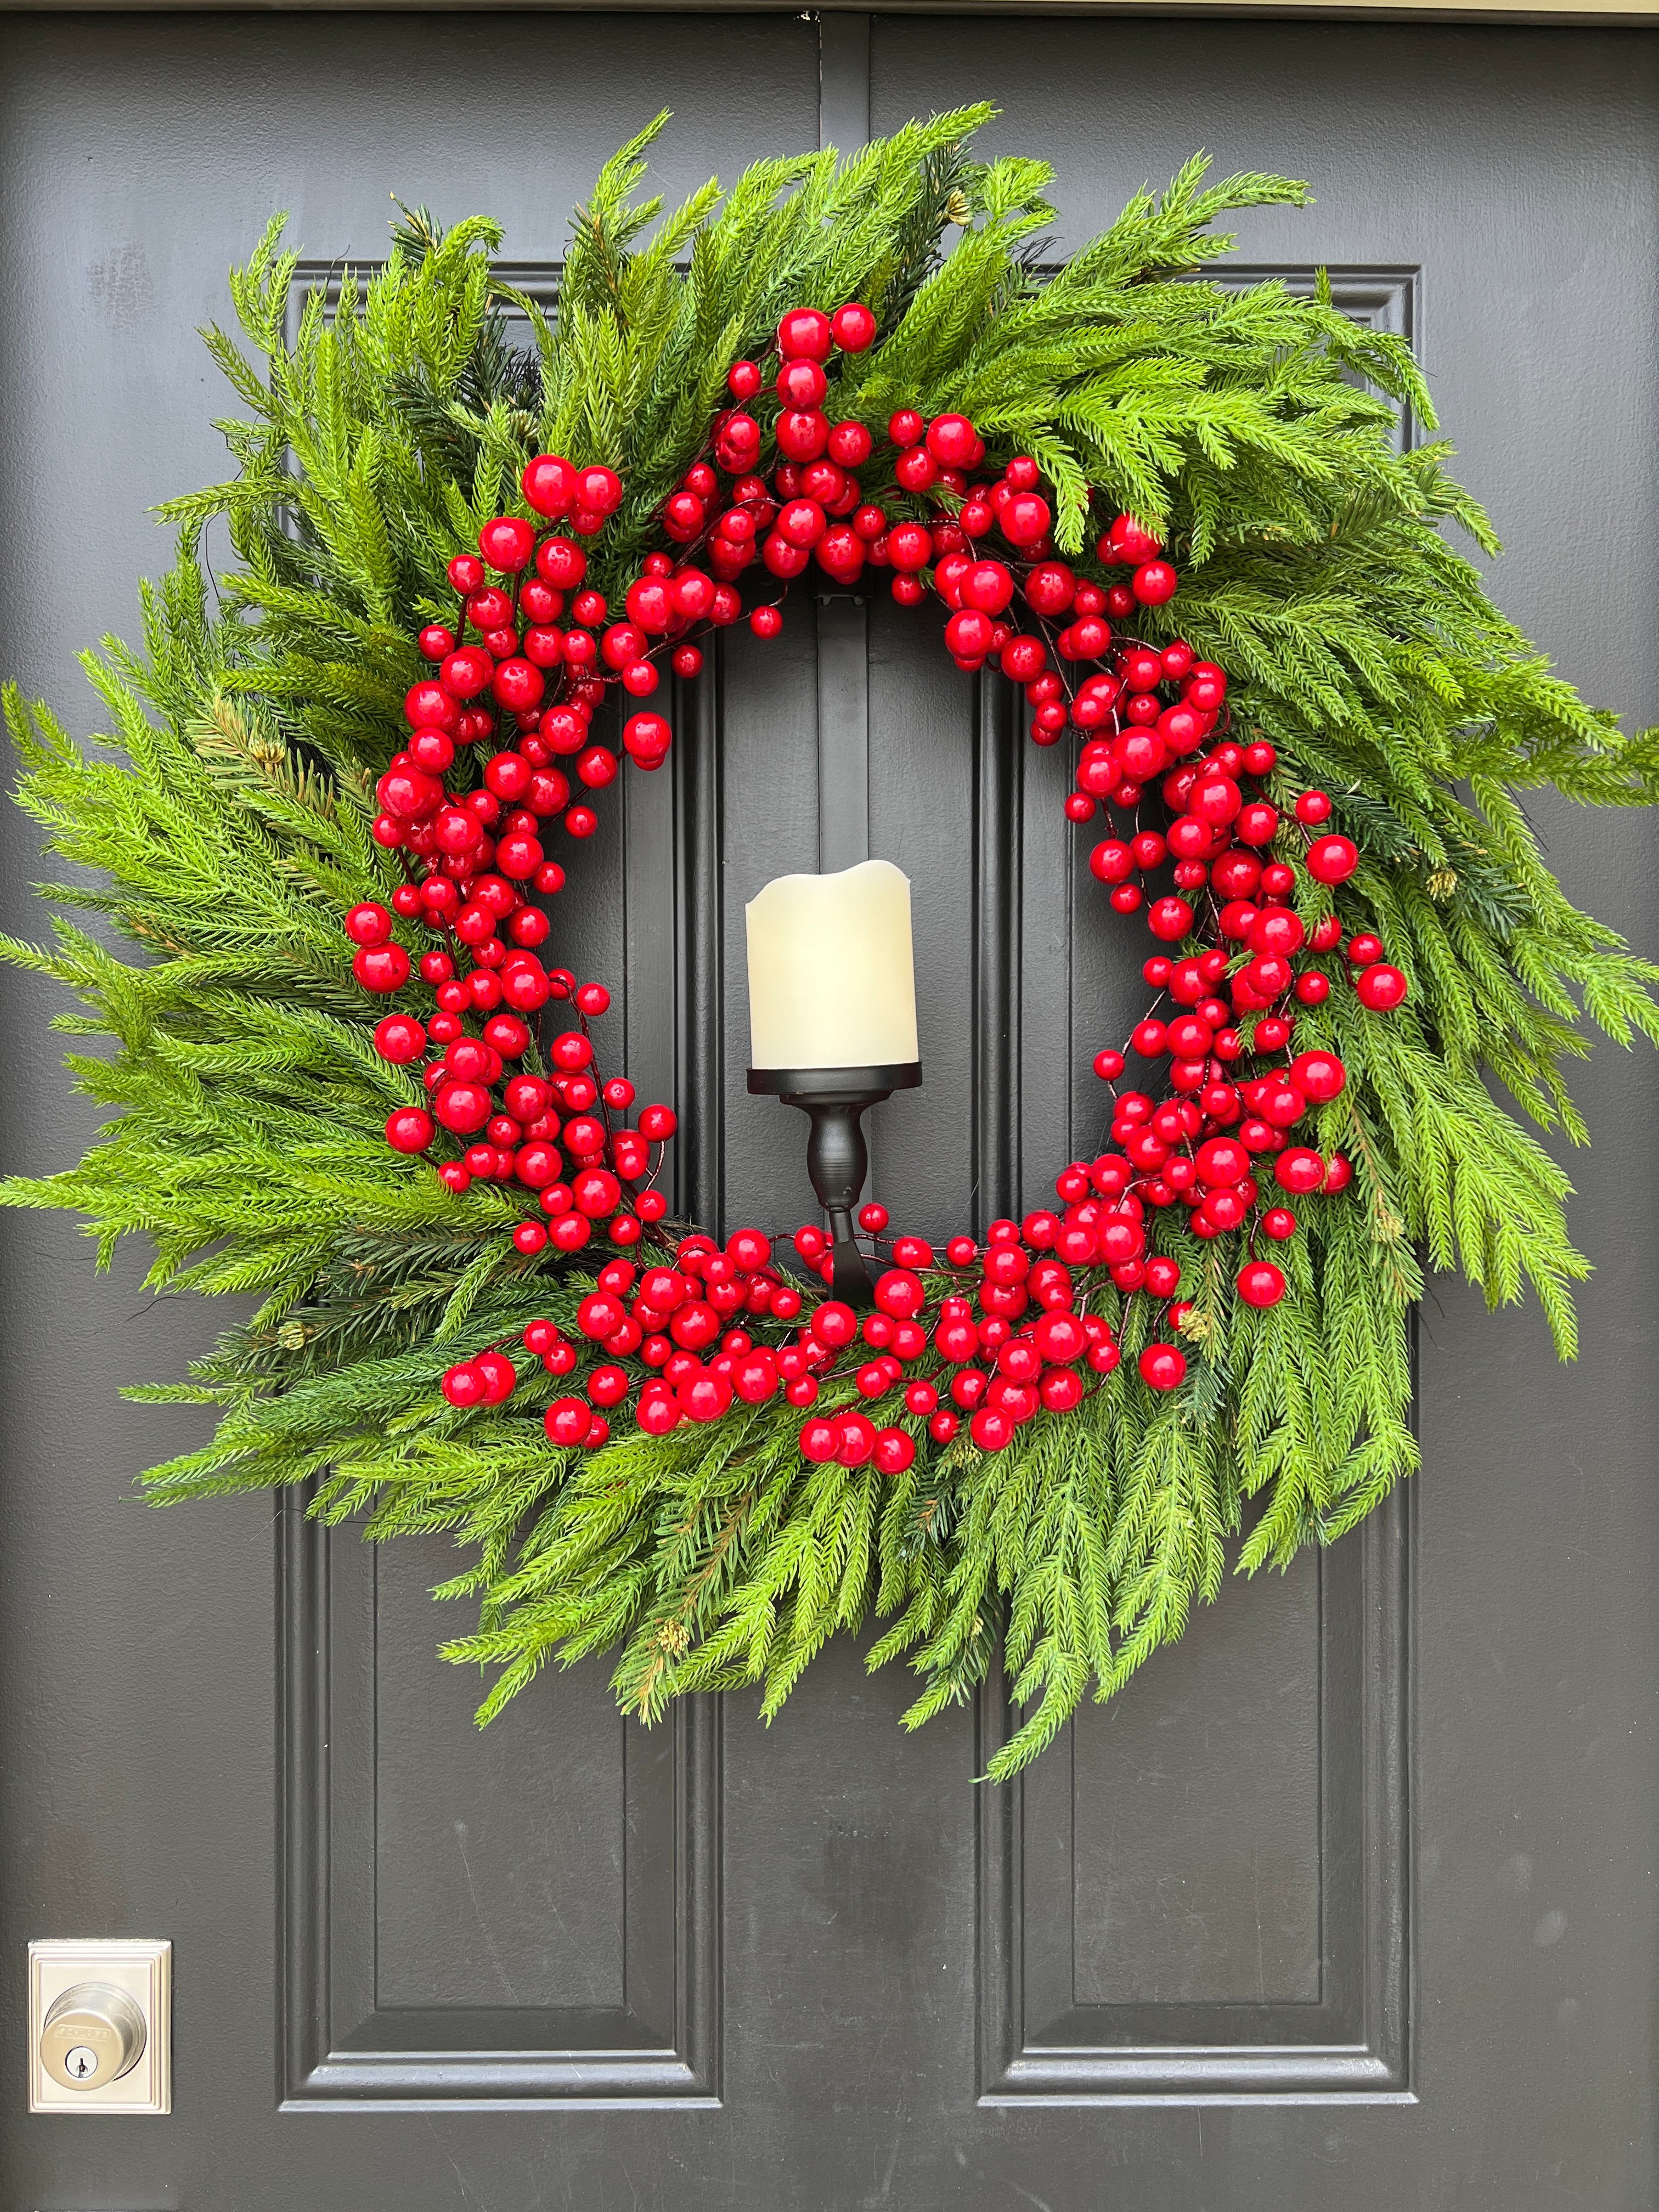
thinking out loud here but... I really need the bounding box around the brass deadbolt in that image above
[39,1980,147,2091]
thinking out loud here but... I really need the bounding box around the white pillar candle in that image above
[746,859,919,1071]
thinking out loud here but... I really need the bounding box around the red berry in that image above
[777,357,828,408]
[637,1390,680,1436]
[575,465,623,517]
[925,413,978,469]
[442,1362,487,1408]
[1306,834,1359,885]
[385,1106,434,1154]
[353,944,410,994]
[545,1397,593,1447]
[479,516,535,572]
[472,1350,516,1403]
[1289,1049,1346,1102]
[778,307,832,360]
[810,1300,859,1350]
[1238,1261,1286,1308]
[1274,1147,1326,1195]
[1101,514,1162,564]
[522,454,578,517]
[830,302,877,352]
[1295,789,1333,825]
[344,901,393,946]
[1138,1344,1187,1391]
[1001,493,1051,548]
[1131,560,1178,606]
[873,1427,915,1475]
[374,1014,426,1064]
[969,1405,1015,1453]
[1356,962,1408,1011]
[834,1412,877,1467]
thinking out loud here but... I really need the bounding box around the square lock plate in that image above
[28,1940,171,2114]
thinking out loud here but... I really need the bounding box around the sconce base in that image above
[747,1063,922,1307]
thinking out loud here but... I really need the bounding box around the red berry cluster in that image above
[354,895,677,1244]
[344,294,1417,1460]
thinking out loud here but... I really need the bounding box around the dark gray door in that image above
[3,10,1656,2207]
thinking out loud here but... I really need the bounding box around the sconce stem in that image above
[747,1062,922,1310]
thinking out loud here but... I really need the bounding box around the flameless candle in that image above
[745,859,919,1073]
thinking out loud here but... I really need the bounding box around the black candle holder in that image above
[747,1062,922,1307]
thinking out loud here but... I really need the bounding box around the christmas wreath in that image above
[6,111,1658,1778]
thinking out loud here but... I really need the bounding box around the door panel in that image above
[2,12,1655,2209]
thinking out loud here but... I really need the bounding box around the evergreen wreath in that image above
[5,110,1658,1779]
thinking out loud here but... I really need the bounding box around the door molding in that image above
[279,1499,723,2111]
[979,261,1419,2107]
[975,1478,1415,2104]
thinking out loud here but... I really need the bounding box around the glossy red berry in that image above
[1131,560,1178,606]
[830,302,877,352]
[353,944,410,993]
[479,516,535,572]
[1356,962,1409,1011]
[575,465,623,518]
[442,1362,486,1408]
[1002,493,1052,548]
[777,356,828,408]
[385,1106,434,1154]
[1289,1049,1347,1102]
[522,454,578,517]
[1238,1261,1286,1308]
[1306,833,1360,885]
[1101,514,1162,564]
[345,901,393,946]
[969,1404,1015,1453]
[545,1397,594,1447]
[1138,1344,1187,1391]
[1274,1147,1326,1195]
[873,1427,916,1475]
[374,1014,426,1064]
[777,307,832,360]
[926,413,978,469]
